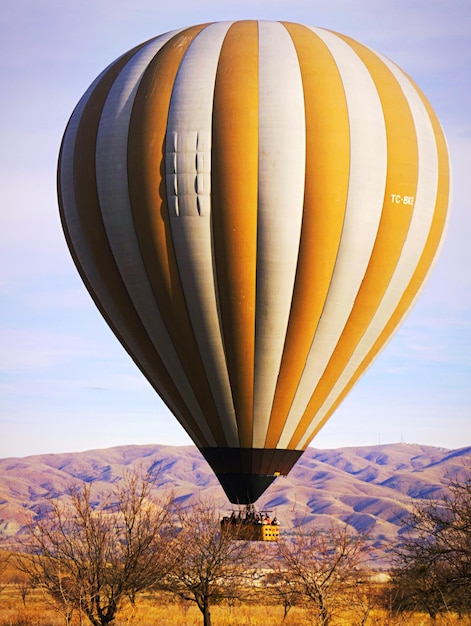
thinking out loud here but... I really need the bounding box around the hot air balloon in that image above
[58,21,450,506]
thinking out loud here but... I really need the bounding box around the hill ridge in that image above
[1,443,470,566]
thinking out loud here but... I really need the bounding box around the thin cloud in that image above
[0,329,105,373]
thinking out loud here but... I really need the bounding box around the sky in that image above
[1,0,470,459]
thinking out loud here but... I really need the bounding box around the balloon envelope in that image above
[58,21,450,504]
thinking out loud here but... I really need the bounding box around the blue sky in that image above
[1,0,470,458]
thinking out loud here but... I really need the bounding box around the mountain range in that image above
[1,442,470,567]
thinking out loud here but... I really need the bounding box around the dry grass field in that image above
[1,583,471,626]
[1,553,470,626]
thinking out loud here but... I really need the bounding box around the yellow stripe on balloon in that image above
[265,23,350,449]
[288,36,420,449]
[298,62,451,450]
[127,25,227,447]
[211,21,259,448]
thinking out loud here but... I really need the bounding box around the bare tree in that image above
[160,499,260,626]
[0,543,10,596]
[276,521,370,626]
[262,569,302,621]
[389,472,471,618]
[13,573,31,607]
[18,468,176,626]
